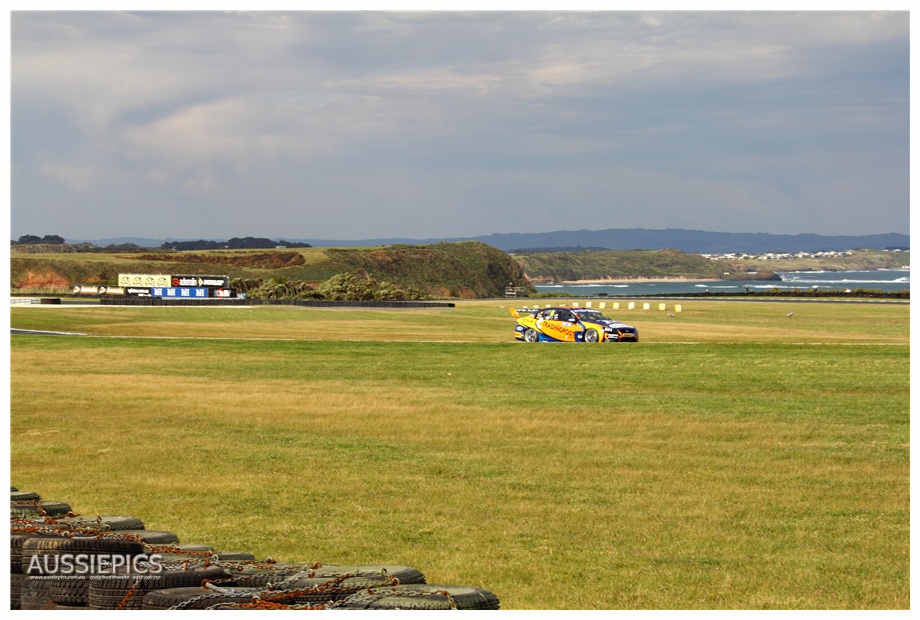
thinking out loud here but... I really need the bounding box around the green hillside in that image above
[10,241,534,299]
[513,249,742,282]
[512,248,909,282]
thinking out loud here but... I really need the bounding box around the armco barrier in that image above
[98,298,454,309]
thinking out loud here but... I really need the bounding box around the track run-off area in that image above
[10,297,910,609]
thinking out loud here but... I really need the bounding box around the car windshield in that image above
[574,310,611,322]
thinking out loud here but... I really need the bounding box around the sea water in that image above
[533,269,910,297]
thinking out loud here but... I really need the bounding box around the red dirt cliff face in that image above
[16,271,69,288]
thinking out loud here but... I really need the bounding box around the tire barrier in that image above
[87,565,233,610]
[141,586,263,610]
[9,488,500,610]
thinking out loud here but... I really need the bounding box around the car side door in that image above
[542,309,584,342]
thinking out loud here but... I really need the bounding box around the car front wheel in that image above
[584,328,599,343]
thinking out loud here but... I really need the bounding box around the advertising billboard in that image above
[151,287,209,298]
[118,274,171,288]
[171,275,230,288]
[119,274,230,289]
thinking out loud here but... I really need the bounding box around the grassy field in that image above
[9,300,910,609]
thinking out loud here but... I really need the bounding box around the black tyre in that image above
[214,551,256,561]
[88,565,232,610]
[584,328,599,342]
[20,576,54,610]
[319,564,426,585]
[337,584,500,610]
[11,500,72,518]
[10,531,70,574]
[11,573,24,609]
[523,328,539,342]
[114,529,179,545]
[216,561,315,588]
[220,562,424,589]
[263,574,399,605]
[141,586,257,610]
[58,515,145,531]
[11,491,40,502]
[48,574,90,606]
[21,536,147,575]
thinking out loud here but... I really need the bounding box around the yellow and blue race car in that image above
[510,306,639,343]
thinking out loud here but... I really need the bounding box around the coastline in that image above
[542,277,718,285]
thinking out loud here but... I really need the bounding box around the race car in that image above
[510,306,639,343]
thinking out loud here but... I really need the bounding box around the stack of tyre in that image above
[10,487,500,610]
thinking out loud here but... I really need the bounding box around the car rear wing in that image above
[509,307,539,318]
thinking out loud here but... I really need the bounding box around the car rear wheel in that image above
[584,329,599,343]
[523,328,539,342]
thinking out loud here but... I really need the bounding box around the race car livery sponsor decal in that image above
[537,319,581,341]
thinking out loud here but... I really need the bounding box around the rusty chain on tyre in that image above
[115,578,143,610]
[325,586,460,610]
[166,572,396,610]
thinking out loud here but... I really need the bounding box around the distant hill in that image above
[67,228,909,254]
[471,229,909,254]
[294,229,910,254]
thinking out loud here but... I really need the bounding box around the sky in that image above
[7,7,911,243]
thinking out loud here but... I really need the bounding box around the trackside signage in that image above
[151,288,209,298]
[119,274,230,289]
[118,274,171,288]
[172,275,230,288]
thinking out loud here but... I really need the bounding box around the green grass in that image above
[9,301,909,609]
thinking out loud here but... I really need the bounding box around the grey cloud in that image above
[10,10,909,240]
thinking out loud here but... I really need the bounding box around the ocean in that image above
[533,269,910,297]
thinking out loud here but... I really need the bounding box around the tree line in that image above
[13,235,66,245]
[161,237,312,250]
[12,235,312,251]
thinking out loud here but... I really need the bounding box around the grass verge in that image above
[9,301,910,609]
